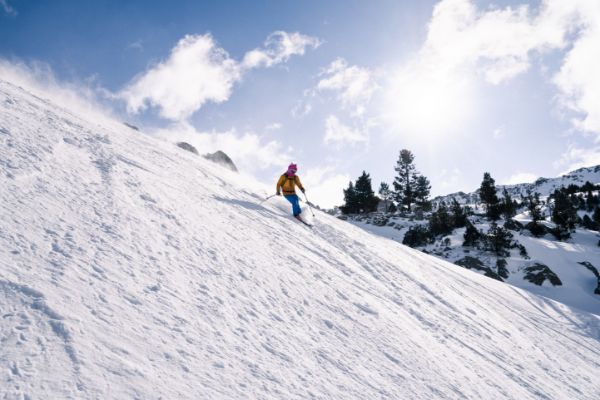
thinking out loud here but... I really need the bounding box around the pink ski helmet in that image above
[287,163,298,173]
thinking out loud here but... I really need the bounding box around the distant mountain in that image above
[434,165,600,205]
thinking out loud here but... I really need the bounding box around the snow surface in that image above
[353,215,600,316]
[2,79,600,399]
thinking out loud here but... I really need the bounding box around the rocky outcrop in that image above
[176,142,199,155]
[454,256,503,281]
[203,150,238,172]
[523,263,562,286]
[578,262,600,295]
[123,122,140,131]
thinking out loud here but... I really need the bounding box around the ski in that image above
[294,215,312,227]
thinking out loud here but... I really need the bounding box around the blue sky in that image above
[2,0,600,208]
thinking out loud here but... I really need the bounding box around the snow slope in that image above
[351,216,600,316]
[1,79,600,399]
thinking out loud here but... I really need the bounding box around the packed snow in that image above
[351,214,600,316]
[1,79,600,399]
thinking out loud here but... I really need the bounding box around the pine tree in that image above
[594,206,600,226]
[501,188,517,220]
[463,219,482,248]
[552,188,578,238]
[527,190,543,222]
[586,190,595,211]
[354,171,379,213]
[378,182,392,213]
[393,149,416,212]
[429,202,453,236]
[341,181,358,214]
[485,222,514,257]
[413,175,432,211]
[450,198,467,228]
[479,172,500,220]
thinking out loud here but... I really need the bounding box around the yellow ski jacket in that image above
[276,173,304,195]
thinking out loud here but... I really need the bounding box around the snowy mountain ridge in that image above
[434,165,600,205]
[1,78,600,399]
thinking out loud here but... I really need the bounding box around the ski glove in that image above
[301,188,306,193]
[276,192,281,196]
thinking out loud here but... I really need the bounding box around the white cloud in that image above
[120,31,320,121]
[323,115,369,146]
[151,122,292,174]
[242,31,321,69]
[302,166,350,209]
[554,144,600,174]
[382,0,600,137]
[127,40,144,51]
[317,58,378,117]
[0,59,113,122]
[0,0,17,16]
[502,172,538,185]
[119,34,241,121]
[265,122,282,131]
[291,99,312,118]
[552,2,600,136]
[423,0,569,84]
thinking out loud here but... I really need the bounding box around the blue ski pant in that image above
[284,194,302,216]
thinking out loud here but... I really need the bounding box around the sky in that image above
[1,0,600,208]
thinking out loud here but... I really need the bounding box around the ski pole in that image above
[259,194,277,205]
[303,192,315,217]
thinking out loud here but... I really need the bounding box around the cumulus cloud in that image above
[384,0,600,137]
[119,34,241,121]
[323,115,369,146]
[552,2,600,135]
[242,31,321,69]
[151,122,293,174]
[0,0,17,16]
[120,31,320,121]
[317,58,378,117]
[422,0,568,84]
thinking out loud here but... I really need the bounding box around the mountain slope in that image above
[1,79,600,399]
[433,166,600,206]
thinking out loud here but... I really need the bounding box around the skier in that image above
[276,163,306,220]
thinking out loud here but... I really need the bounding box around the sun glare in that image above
[383,66,475,139]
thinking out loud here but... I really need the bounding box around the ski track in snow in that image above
[1,79,600,399]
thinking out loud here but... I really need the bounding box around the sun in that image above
[383,64,476,139]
